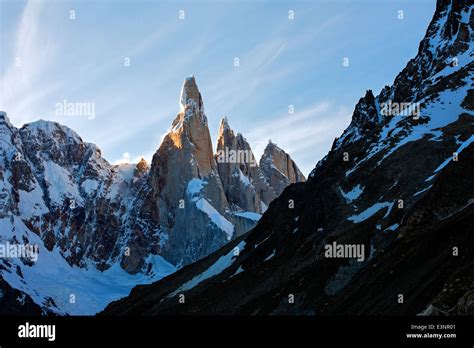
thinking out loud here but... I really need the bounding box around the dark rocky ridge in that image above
[0,278,44,315]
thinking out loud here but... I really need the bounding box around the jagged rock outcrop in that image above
[335,90,379,148]
[215,117,277,214]
[260,141,306,196]
[145,76,231,267]
[102,0,474,316]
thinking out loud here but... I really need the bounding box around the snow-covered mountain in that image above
[0,111,178,315]
[0,77,304,314]
[102,0,474,316]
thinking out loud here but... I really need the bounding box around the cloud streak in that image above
[243,102,352,175]
[1,0,58,122]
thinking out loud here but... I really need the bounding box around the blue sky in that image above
[0,0,436,175]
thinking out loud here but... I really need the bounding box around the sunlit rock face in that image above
[260,141,306,197]
[146,76,231,266]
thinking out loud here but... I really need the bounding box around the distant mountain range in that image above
[102,0,474,316]
[0,77,304,315]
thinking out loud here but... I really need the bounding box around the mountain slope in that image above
[102,0,473,316]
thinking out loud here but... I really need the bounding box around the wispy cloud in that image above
[1,0,57,122]
[203,38,294,123]
[113,152,149,165]
[243,102,352,175]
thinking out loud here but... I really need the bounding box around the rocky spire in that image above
[215,118,278,214]
[219,116,230,133]
[350,90,378,131]
[260,142,306,196]
[134,158,148,175]
[168,76,215,175]
[146,76,230,265]
[179,75,204,117]
[332,89,379,150]
[216,116,235,151]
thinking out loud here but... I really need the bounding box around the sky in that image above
[0,0,436,175]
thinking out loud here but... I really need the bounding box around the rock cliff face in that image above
[102,0,474,316]
[260,141,306,196]
[216,117,277,214]
[0,77,304,314]
[145,77,231,267]
[142,76,305,266]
